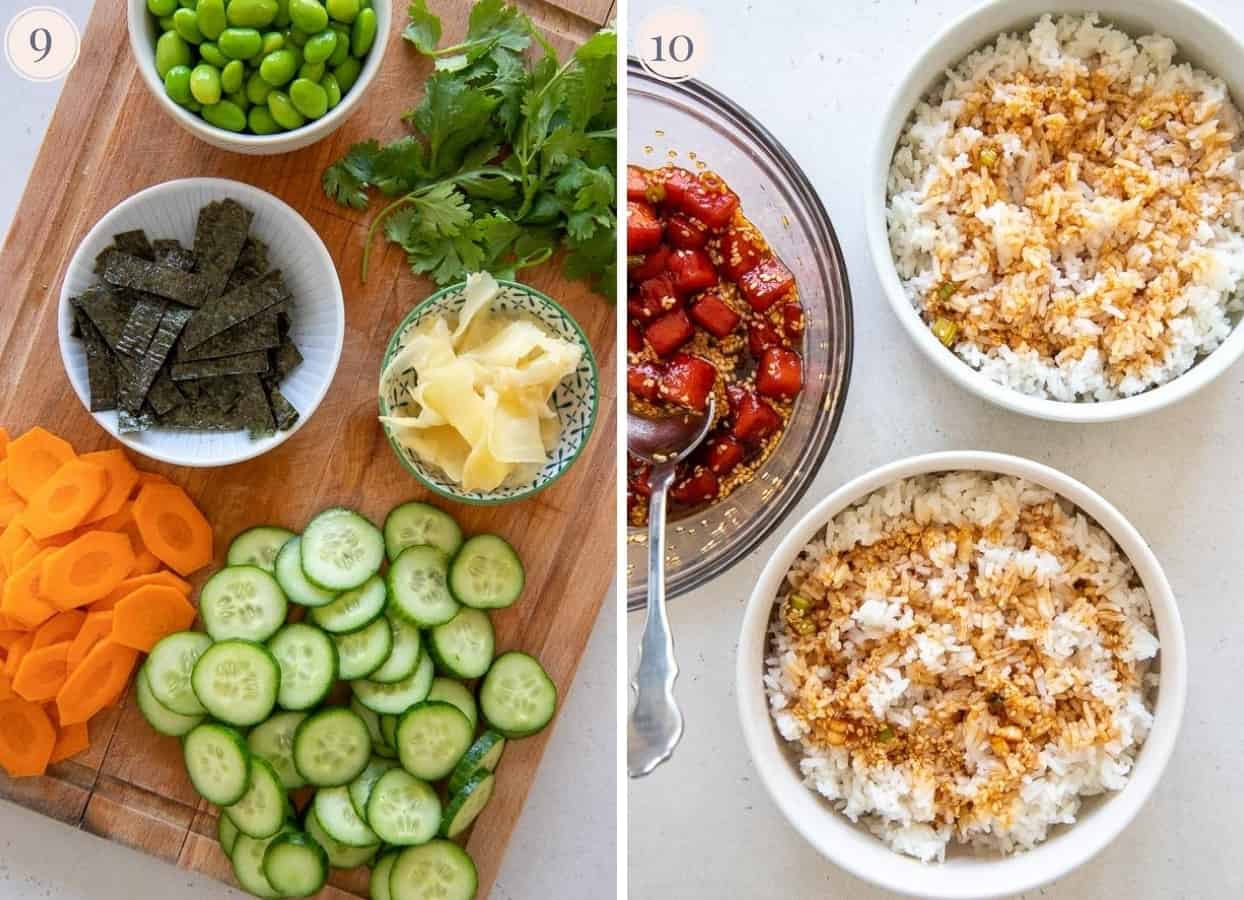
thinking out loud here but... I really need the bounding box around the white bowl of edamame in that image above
[127,0,390,155]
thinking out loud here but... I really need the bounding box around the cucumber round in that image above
[440,770,494,838]
[232,829,289,899]
[380,714,399,752]
[427,607,493,679]
[383,501,463,561]
[305,807,379,869]
[427,677,478,730]
[367,616,421,684]
[135,665,203,737]
[227,526,296,573]
[218,812,240,855]
[184,722,251,806]
[350,697,395,758]
[332,615,393,680]
[247,711,309,790]
[191,639,281,727]
[366,767,440,847]
[314,784,379,847]
[263,830,329,898]
[145,631,212,716]
[300,507,384,591]
[348,755,399,821]
[395,700,473,782]
[352,651,433,715]
[224,755,287,839]
[268,623,338,710]
[370,849,399,900]
[275,536,338,608]
[386,545,458,627]
[292,707,372,787]
[310,573,387,633]
[200,565,288,642]
[389,841,477,900]
[479,651,556,738]
[447,731,506,796]
[448,534,524,609]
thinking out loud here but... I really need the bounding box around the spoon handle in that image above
[628,462,684,778]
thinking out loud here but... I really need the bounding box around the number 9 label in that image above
[5,6,79,82]
[637,8,709,83]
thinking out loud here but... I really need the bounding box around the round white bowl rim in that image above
[864,0,1244,423]
[57,176,345,467]
[736,450,1187,899]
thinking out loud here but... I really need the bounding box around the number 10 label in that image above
[5,6,80,83]
[637,8,709,82]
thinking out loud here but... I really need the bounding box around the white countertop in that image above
[628,0,1242,897]
[0,2,616,897]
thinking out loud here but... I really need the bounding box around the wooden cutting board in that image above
[0,0,617,897]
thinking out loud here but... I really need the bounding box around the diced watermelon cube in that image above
[670,466,720,506]
[627,165,649,202]
[756,347,803,399]
[690,293,741,339]
[656,166,697,207]
[747,318,782,357]
[667,248,718,295]
[680,174,739,230]
[727,385,782,443]
[738,256,795,312]
[627,321,644,353]
[627,201,663,254]
[627,362,664,402]
[644,309,695,357]
[666,213,709,249]
[629,460,653,498]
[630,243,670,283]
[705,435,745,475]
[631,274,679,321]
[781,302,805,342]
[658,353,717,412]
[721,227,763,281]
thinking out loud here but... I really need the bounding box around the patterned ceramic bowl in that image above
[378,279,598,505]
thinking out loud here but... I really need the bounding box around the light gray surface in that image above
[0,2,617,897]
[628,0,1242,898]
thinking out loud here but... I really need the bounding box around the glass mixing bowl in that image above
[627,60,854,610]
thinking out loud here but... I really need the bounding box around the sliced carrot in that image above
[129,548,163,576]
[132,483,213,576]
[0,521,30,573]
[135,471,170,491]
[93,570,189,611]
[0,466,22,527]
[80,450,139,525]
[19,459,108,540]
[94,505,134,534]
[0,697,56,776]
[0,673,11,702]
[32,610,86,650]
[5,427,76,502]
[1,548,58,628]
[12,641,71,702]
[66,611,113,669]
[0,630,23,651]
[41,531,134,610]
[111,586,196,653]
[3,633,32,679]
[48,719,90,764]
[0,427,8,460]
[11,538,40,572]
[55,639,137,725]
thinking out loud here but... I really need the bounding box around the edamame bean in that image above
[285,27,308,47]
[226,90,250,112]
[328,23,350,65]
[259,48,299,85]
[267,91,306,129]
[227,0,279,28]
[221,59,245,93]
[184,98,202,112]
[203,99,247,132]
[325,0,359,24]
[177,0,194,8]
[350,7,375,57]
[274,0,292,28]
[249,106,281,134]
[261,31,284,54]
[146,0,177,17]
[158,15,176,30]
[198,42,227,67]
[163,64,193,104]
[332,55,360,93]
[298,61,325,81]
[302,28,336,63]
[321,72,341,109]
[171,8,202,43]
[189,63,222,104]
[246,71,273,104]
[219,27,263,59]
[196,0,226,40]
[289,0,328,34]
[289,77,328,118]
[154,31,192,77]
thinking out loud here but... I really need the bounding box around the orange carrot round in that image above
[41,531,135,609]
[0,697,55,776]
[2,547,59,628]
[67,611,113,669]
[55,639,137,726]
[20,459,109,540]
[92,571,190,612]
[132,483,213,576]
[13,641,71,702]
[48,719,90,764]
[111,586,197,653]
[80,450,139,525]
[32,610,87,650]
[5,427,76,502]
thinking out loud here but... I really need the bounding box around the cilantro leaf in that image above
[322,160,370,209]
[410,74,500,175]
[403,0,442,53]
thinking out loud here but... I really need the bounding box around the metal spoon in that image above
[627,395,716,778]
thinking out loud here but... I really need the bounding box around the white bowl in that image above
[865,0,1244,422]
[126,0,390,155]
[736,451,1186,899]
[58,177,344,467]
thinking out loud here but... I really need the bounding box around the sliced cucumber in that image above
[232,829,289,899]
[383,502,463,561]
[353,651,433,715]
[225,755,287,839]
[440,770,494,838]
[427,607,494,679]
[305,808,379,869]
[301,507,385,591]
[268,623,338,710]
[395,701,473,782]
[367,616,421,684]
[386,545,458,627]
[366,767,440,847]
[228,526,296,573]
[135,665,202,737]
[275,536,338,608]
[449,534,524,609]
[218,811,240,855]
[332,615,393,680]
[389,841,477,900]
[263,830,329,898]
[380,714,399,752]
[247,711,309,790]
[350,697,395,759]
[310,574,387,633]
[184,722,251,806]
[200,566,288,642]
[479,651,557,738]
[145,631,212,716]
[191,639,280,727]
[348,755,398,821]
[427,678,478,730]
[314,784,379,847]
[370,849,399,900]
[292,707,372,787]
[447,731,506,796]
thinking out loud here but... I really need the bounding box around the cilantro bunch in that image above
[322,0,617,299]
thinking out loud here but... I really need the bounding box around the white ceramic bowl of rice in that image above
[866,0,1244,422]
[736,451,1186,898]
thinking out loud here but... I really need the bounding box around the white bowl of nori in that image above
[58,177,344,467]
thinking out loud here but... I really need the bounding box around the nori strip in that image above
[113,230,153,260]
[175,309,280,363]
[147,370,185,416]
[75,309,118,412]
[118,407,155,433]
[170,351,270,381]
[234,375,275,438]
[193,199,252,299]
[154,402,243,431]
[72,286,135,349]
[264,381,300,432]
[102,252,209,307]
[179,269,290,350]
[119,305,193,412]
[116,295,168,360]
[196,376,244,413]
[269,333,303,380]
[152,239,197,272]
[225,237,270,291]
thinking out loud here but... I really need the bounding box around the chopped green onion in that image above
[789,594,812,611]
[932,317,959,347]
